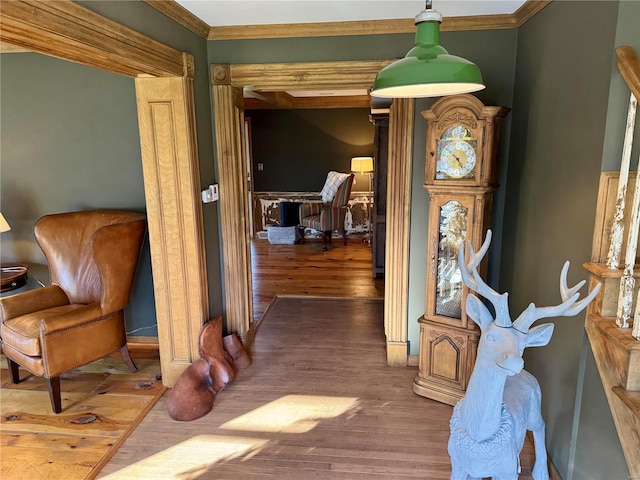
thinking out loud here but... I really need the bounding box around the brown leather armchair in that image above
[0,210,147,413]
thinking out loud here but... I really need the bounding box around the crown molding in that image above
[143,0,210,38]
[145,0,552,41]
[514,0,553,26]
[0,41,30,53]
[204,0,552,41]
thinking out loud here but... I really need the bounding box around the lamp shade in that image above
[0,213,10,233]
[351,157,374,174]
[371,8,485,98]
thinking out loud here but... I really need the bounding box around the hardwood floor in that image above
[3,239,540,478]
[0,345,164,480]
[99,296,537,479]
[251,237,384,319]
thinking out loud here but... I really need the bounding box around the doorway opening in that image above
[211,62,414,366]
[244,103,384,319]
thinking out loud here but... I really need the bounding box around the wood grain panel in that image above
[135,77,209,386]
[384,98,414,366]
[213,84,254,338]
[617,46,640,103]
[245,94,371,110]
[0,0,185,77]
[229,60,392,91]
[585,314,640,479]
[586,167,640,477]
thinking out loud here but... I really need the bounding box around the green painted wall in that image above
[208,28,519,354]
[0,1,223,337]
[247,108,374,192]
[1,2,635,476]
[80,0,223,321]
[503,1,632,478]
[0,53,156,335]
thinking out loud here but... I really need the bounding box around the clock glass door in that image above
[436,125,477,180]
[435,200,468,318]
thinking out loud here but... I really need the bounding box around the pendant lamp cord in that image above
[425,0,432,10]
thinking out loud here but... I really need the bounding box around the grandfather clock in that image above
[413,94,509,406]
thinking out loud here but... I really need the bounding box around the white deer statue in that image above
[448,230,600,480]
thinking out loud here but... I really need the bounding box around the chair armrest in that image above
[0,285,69,323]
[38,303,104,335]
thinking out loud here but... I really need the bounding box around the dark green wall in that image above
[0,1,223,337]
[79,0,223,321]
[247,108,374,192]
[503,1,630,478]
[0,53,156,334]
[208,28,519,354]
[1,2,635,476]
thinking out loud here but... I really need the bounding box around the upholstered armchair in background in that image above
[0,210,147,413]
[298,173,355,251]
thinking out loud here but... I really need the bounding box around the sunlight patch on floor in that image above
[101,434,268,480]
[219,394,360,433]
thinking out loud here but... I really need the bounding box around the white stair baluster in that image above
[607,93,637,271]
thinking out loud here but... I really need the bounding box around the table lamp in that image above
[0,213,29,292]
[351,157,374,243]
[0,212,10,233]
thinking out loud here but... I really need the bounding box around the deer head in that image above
[458,230,601,376]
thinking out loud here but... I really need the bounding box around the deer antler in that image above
[458,230,512,327]
[512,261,602,332]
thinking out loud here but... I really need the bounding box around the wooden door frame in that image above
[1,1,208,386]
[1,2,416,372]
[211,62,414,365]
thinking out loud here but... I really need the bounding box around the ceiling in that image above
[174,1,530,109]
[174,1,529,27]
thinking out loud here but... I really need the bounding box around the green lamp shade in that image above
[371,20,485,98]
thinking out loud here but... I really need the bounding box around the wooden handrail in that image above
[617,46,640,102]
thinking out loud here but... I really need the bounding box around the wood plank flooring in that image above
[2,239,539,479]
[251,238,384,319]
[99,296,537,479]
[0,345,164,479]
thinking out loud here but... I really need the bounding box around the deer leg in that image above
[449,464,468,480]
[532,422,550,480]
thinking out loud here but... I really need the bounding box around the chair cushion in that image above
[320,171,350,203]
[301,214,323,231]
[1,304,91,356]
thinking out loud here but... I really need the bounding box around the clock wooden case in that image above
[424,94,507,188]
[414,94,509,406]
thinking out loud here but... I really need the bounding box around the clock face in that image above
[436,126,478,180]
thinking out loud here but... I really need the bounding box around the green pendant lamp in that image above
[371,1,485,98]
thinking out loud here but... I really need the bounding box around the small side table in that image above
[1,263,28,293]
